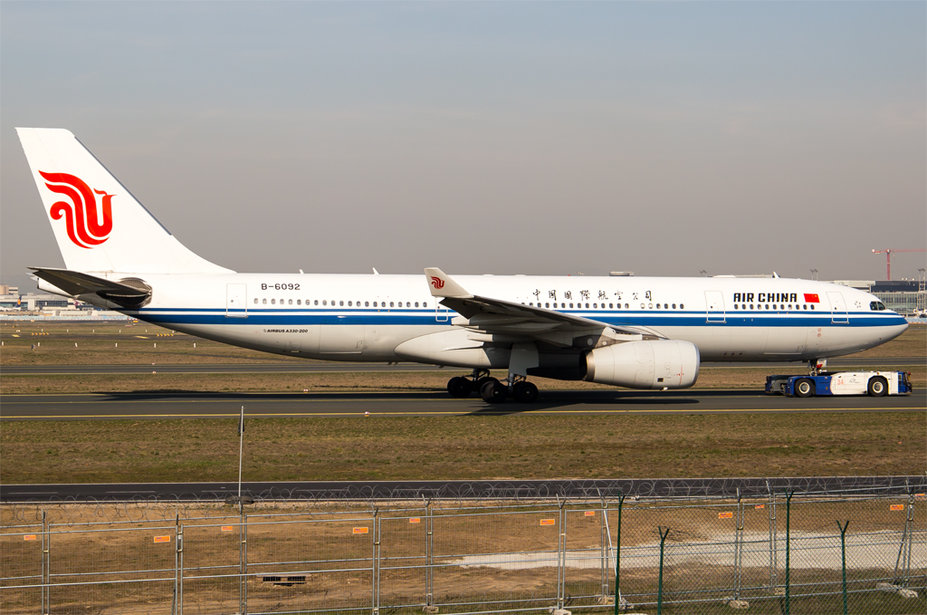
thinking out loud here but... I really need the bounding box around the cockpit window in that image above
[870,301,886,311]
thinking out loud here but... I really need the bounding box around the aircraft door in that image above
[704,290,725,323]
[827,291,849,324]
[226,283,247,318]
[434,298,449,323]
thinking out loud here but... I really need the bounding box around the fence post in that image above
[734,488,743,600]
[893,494,915,586]
[425,500,435,610]
[785,491,794,615]
[372,507,380,615]
[42,509,49,615]
[599,498,608,600]
[837,520,850,615]
[175,514,184,615]
[557,498,567,609]
[767,484,778,592]
[239,509,248,615]
[657,526,670,615]
[613,493,626,615]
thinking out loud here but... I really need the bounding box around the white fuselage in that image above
[118,272,906,366]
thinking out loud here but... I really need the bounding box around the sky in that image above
[1,1,925,290]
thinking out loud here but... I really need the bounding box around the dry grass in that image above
[1,412,923,483]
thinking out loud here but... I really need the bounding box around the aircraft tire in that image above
[480,378,507,403]
[867,376,888,397]
[474,376,494,391]
[794,378,815,398]
[512,381,539,403]
[447,376,473,398]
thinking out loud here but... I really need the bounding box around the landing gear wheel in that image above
[867,376,888,397]
[794,378,814,398]
[474,376,494,391]
[447,376,473,398]
[480,378,508,403]
[512,381,539,403]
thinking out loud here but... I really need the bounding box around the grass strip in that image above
[1,412,922,483]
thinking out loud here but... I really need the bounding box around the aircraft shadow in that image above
[97,388,754,404]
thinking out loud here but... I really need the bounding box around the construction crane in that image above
[871,248,927,281]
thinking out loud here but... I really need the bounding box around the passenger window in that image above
[262,298,267,305]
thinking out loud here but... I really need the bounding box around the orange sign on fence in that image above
[153,536,171,544]
[584,511,596,517]
[718,512,734,519]
[220,526,234,532]
[890,504,905,511]
[408,518,421,524]
[539,519,556,526]
[353,527,369,534]
[23,535,37,541]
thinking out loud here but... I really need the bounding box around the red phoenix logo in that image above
[430,276,445,290]
[39,171,114,249]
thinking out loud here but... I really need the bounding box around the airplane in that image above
[16,128,909,402]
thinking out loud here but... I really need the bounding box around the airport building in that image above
[835,279,927,316]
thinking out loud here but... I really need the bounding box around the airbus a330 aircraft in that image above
[17,128,908,402]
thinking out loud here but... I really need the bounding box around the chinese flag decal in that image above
[804,293,820,303]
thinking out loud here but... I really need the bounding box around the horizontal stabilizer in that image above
[30,267,151,308]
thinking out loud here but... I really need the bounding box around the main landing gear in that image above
[446,370,539,403]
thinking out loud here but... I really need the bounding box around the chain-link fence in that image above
[2,489,924,614]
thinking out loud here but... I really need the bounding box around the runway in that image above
[2,388,923,419]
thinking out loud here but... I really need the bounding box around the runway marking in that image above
[2,406,922,420]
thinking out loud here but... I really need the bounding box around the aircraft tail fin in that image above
[16,128,232,275]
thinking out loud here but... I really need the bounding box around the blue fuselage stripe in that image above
[127,308,907,329]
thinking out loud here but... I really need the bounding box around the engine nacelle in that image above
[584,340,699,389]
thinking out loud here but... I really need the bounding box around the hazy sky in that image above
[2,1,925,289]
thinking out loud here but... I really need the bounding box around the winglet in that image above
[424,268,472,298]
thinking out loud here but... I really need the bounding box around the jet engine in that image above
[584,339,699,389]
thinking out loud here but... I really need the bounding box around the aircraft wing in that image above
[29,267,151,308]
[424,267,664,347]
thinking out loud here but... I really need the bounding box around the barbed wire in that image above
[2,476,923,523]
